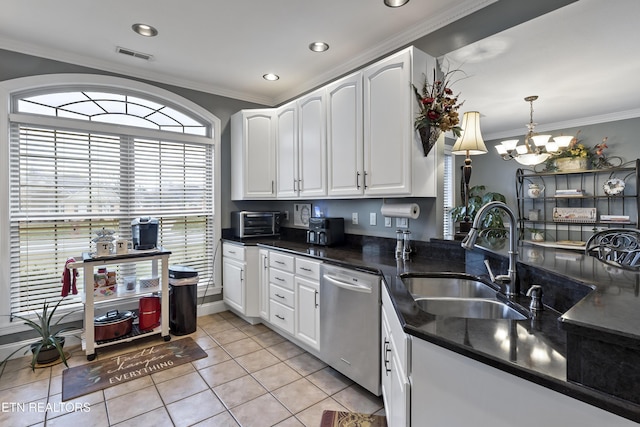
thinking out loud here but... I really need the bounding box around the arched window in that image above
[1,75,221,319]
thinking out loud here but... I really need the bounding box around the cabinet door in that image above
[295,276,320,351]
[258,249,270,320]
[231,110,275,200]
[382,285,410,426]
[326,72,363,197]
[223,257,244,313]
[363,49,412,196]
[298,89,327,198]
[276,101,299,198]
[381,309,393,412]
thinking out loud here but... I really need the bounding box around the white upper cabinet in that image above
[297,88,327,198]
[231,109,276,200]
[363,47,439,197]
[326,72,364,197]
[275,101,298,198]
[276,89,327,199]
[233,46,441,200]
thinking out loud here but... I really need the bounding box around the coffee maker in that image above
[306,217,344,246]
[131,217,159,250]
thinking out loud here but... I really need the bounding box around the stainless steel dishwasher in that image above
[320,264,381,396]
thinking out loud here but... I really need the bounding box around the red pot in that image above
[94,310,135,341]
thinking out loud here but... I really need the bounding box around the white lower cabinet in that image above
[222,242,259,317]
[258,249,270,320]
[295,276,320,350]
[268,250,296,335]
[381,285,410,426]
[264,249,322,352]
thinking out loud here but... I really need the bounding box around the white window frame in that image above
[0,74,222,332]
[443,144,457,238]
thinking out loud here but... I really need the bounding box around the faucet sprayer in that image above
[461,201,519,298]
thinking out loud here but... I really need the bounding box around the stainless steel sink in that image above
[401,274,499,299]
[414,297,528,320]
[400,273,528,320]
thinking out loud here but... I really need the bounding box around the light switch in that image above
[370,212,377,226]
[352,212,359,225]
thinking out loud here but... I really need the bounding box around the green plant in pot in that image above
[0,298,75,378]
[527,227,546,242]
[451,185,509,244]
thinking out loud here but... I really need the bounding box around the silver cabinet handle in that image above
[356,171,361,189]
[314,290,319,308]
[275,314,285,320]
[384,339,391,374]
[363,171,368,189]
[275,293,285,299]
[300,267,312,272]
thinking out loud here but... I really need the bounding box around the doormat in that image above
[320,410,387,427]
[62,337,206,401]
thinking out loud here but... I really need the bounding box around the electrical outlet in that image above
[396,218,408,228]
[384,217,392,227]
[352,212,359,225]
[284,210,289,220]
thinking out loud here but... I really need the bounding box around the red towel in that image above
[61,257,78,297]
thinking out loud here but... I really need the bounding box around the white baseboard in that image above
[196,300,227,317]
[0,301,229,363]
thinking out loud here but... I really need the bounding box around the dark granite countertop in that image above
[516,243,640,341]
[221,234,640,422]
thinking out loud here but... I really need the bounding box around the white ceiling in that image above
[1,0,639,141]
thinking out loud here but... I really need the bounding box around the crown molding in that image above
[486,108,640,142]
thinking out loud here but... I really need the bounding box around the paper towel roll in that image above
[380,203,420,219]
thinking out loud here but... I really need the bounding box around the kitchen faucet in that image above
[461,201,519,298]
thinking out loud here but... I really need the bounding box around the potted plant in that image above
[451,185,508,241]
[0,298,75,378]
[527,227,546,242]
[543,132,612,171]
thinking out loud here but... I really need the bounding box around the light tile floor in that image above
[0,311,384,426]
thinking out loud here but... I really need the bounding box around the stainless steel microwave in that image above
[231,211,281,238]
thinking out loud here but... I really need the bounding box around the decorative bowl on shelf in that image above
[603,178,625,196]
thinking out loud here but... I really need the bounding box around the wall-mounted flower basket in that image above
[418,126,440,157]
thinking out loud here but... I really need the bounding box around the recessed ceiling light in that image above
[263,73,280,81]
[384,0,409,7]
[309,42,329,52]
[132,23,158,37]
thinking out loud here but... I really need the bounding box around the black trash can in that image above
[169,265,199,335]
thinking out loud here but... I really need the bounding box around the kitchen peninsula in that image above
[223,231,640,425]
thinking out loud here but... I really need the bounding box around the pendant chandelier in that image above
[495,96,573,166]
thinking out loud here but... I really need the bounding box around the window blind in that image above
[9,122,214,317]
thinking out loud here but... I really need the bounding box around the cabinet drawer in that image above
[269,300,294,335]
[269,268,294,291]
[270,251,295,272]
[295,257,321,280]
[269,283,295,308]
[222,243,245,262]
